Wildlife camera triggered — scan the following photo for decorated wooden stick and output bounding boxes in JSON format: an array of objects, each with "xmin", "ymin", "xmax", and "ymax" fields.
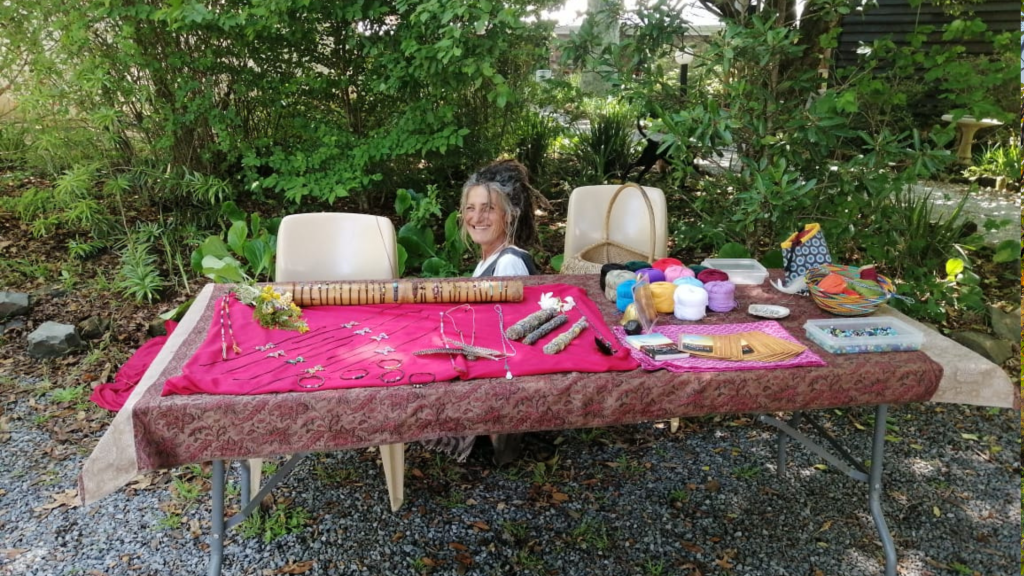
[
  {"xmin": 270, "ymin": 279, "xmax": 524, "ymax": 307},
  {"xmin": 504, "ymin": 308, "xmax": 559, "ymax": 341},
  {"xmin": 522, "ymin": 314, "xmax": 568, "ymax": 345},
  {"xmin": 543, "ymin": 317, "xmax": 589, "ymax": 355}
]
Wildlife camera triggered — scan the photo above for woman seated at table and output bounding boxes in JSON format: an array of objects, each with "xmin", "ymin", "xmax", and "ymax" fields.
[{"xmin": 422, "ymin": 159, "xmax": 542, "ymax": 464}]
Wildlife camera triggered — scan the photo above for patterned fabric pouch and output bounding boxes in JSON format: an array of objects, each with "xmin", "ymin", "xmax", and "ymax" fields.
[{"xmin": 780, "ymin": 223, "xmax": 832, "ymax": 292}]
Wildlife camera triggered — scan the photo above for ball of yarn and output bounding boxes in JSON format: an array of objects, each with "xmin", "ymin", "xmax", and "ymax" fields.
[
  {"xmin": 688, "ymin": 264, "xmax": 707, "ymax": 275},
  {"xmin": 673, "ymin": 284, "xmax": 708, "ymax": 321},
  {"xmin": 673, "ymin": 276, "xmax": 704, "ymax": 288},
  {"xmin": 704, "ymin": 280, "xmax": 737, "ymax": 313},
  {"xmin": 664, "ymin": 265, "xmax": 695, "ymax": 283},
  {"xmin": 635, "ymin": 267, "xmax": 666, "ymax": 283},
  {"xmin": 604, "ymin": 270, "xmax": 636, "ymax": 301},
  {"xmin": 651, "ymin": 257, "xmax": 683, "ymax": 272},
  {"xmin": 599, "ymin": 263, "xmax": 629, "ymax": 291},
  {"xmin": 649, "ymin": 282, "xmax": 677, "ymax": 314},
  {"xmin": 623, "ymin": 260, "xmax": 651, "ymax": 272},
  {"xmin": 697, "ymin": 268, "xmax": 729, "ymax": 283},
  {"xmin": 616, "ymin": 279, "xmax": 638, "ymax": 312}
]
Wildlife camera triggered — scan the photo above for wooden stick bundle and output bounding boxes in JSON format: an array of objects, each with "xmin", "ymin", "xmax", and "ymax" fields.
[{"xmin": 272, "ymin": 279, "xmax": 524, "ymax": 307}]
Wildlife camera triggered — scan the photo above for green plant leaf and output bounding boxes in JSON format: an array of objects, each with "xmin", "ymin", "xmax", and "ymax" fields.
[
  {"xmin": 550, "ymin": 254, "xmax": 564, "ymax": 272},
  {"xmin": 159, "ymin": 299, "xmax": 194, "ymax": 321},
  {"xmin": 396, "ymin": 244, "xmax": 408, "ymax": 277},
  {"xmin": 227, "ymin": 220, "xmax": 249, "ymax": 256},
  {"xmin": 717, "ymin": 242, "xmax": 750, "ymax": 258},
  {"xmin": 991, "ymin": 239, "xmax": 1017, "ymax": 263},
  {"xmin": 200, "ymin": 255, "xmax": 247, "ymax": 283},
  {"xmin": 944, "ymin": 258, "xmax": 964, "ymax": 279},
  {"xmin": 421, "ymin": 257, "xmax": 451, "ymax": 277},
  {"xmin": 760, "ymin": 249, "xmax": 784, "ymax": 269},
  {"xmin": 220, "ymin": 201, "xmax": 245, "ymax": 225},
  {"xmin": 395, "ymin": 189, "xmax": 414, "ymax": 218},
  {"xmin": 243, "ymin": 238, "xmax": 274, "ymax": 279}
]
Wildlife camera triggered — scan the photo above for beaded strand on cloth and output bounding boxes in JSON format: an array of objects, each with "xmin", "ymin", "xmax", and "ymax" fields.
[
  {"xmin": 543, "ymin": 317, "xmax": 589, "ymax": 354},
  {"xmin": 705, "ymin": 280, "xmax": 737, "ymax": 313},
  {"xmin": 673, "ymin": 284, "xmax": 708, "ymax": 321}
]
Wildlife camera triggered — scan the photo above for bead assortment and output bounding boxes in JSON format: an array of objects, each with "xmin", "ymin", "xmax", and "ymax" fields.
[{"xmin": 823, "ymin": 326, "xmax": 897, "ymax": 338}]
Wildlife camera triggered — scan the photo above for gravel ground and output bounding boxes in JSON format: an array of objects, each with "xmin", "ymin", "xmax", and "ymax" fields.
[
  {"xmin": 908, "ymin": 181, "xmax": 1020, "ymax": 245},
  {"xmin": 0, "ymin": 376, "xmax": 1018, "ymax": 576}
]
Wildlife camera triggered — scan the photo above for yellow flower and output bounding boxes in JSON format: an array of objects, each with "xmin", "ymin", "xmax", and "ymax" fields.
[{"xmin": 298, "ymin": 324, "xmax": 309, "ymax": 333}]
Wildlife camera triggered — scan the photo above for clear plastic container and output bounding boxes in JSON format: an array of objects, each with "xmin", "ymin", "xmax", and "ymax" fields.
[
  {"xmin": 803, "ymin": 317, "xmax": 924, "ymax": 354},
  {"xmin": 700, "ymin": 258, "xmax": 769, "ymax": 285}
]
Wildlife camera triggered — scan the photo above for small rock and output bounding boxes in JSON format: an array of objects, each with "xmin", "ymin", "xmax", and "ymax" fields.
[
  {"xmin": 0, "ymin": 291, "xmax": 31, "ymax": 319},
  {"xmin": 26, "ymin": 321, "xmax": 84, "ymax": 359},
  {"xmin": 0, "ymin": 318, "xmax": 26, "ymax": 336},
  {"xmin": 948, "ymin": 331, "xmax": 1014, "ymax": 366},
  {"xmin": 987, "ymin": 305, "xmax": 1019, "ymax": 343},
  {"xmin": 77, "ymin": 316, "xmax": 111, "ymax": 340}
]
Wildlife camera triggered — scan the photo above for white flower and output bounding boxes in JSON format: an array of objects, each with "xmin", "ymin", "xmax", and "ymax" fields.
[{"xmin": 538, "ymin": 292, "xmax": 576, "ymax": 313}]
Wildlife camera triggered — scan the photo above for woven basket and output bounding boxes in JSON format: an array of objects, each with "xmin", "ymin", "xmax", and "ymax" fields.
[
  {"xmin": 561, "ymin": 182, "xmax": 657, "ymax": 275},
  {"xmin": 806, "ymin": 264, "xmax": 896, "ymax": 317}
]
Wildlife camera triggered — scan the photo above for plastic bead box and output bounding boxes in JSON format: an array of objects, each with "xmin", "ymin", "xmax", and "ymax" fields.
[{"xmin": 803, "ymin": 317, "xmax": 924, "ymax": 354}]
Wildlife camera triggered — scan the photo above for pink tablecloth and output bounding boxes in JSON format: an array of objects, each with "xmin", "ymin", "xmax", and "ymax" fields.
[{"xmin": 79, "ymin": 273, "xmax": 943, "ymax": 506}]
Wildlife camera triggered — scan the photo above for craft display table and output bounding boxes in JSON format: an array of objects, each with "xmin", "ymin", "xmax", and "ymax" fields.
[{"xmin": 80, "ymin": 272, "xmax": 1013, "ymax": 576}]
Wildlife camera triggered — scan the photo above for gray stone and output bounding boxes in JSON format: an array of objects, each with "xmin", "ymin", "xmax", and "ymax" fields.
[
  {"xmin": 26, "ymin": 321, "xmax": 83, "ymax": 359},
  {"xmin": 77, "ymin": 316, "xmax": 110, "ymax": 340},
  {"xmin": 988, "ymin": 305, "xmax": 1020, "ymax": 343},
  {"xmin": 948, "ymin": 331, "xmax": 1014, "ymax": 366},
  {"xmin": 0, "ymin": 319, "xmax": 26, "ymax": 336},
  {"xmin": 0, "ymin": 292, "xmax": 31, "ymax": 319}
]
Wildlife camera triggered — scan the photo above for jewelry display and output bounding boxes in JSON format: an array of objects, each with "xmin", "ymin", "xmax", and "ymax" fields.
[
  {"xmin": 376, "ymin": 358, "xmax": 403, "ymax": 371},
  {"xmin": 494, "ymin": 305, "xmax": 517, "ymax": 380},
  {"xmin": 373, "ymin": 346, "xmax": 396, "ymax": 355},
  {"xmin": 267, "ymin": 350, "xmax": 286, "ymax": 358},
  {"xmin": 286, "ymin": 356, "xmax": 306, "ymax": 365},
  {"xmin": 272, "ymin": 279, "xmax": 524, "ymax": 306},
  {"xmin": 370, "ymin": 333, "xmax": 389, "ymax": 342},
  {"xmin": 339, "ymin": 368, "xmax": 369, "ymax": 380},
  {"xmin": 297, "ymin": 374, "xmax": 326, "ymax": 388},
  {"xmin": 504, "ymin": 308, "xmax": 559, "ymax": 341},
  {"xmin": 379, "ymin": 369, "xmax": 405, "ymax": 384},
  {"xmin": 255, "ymin": 343, "xmax": 276, "ymax": 352},
  {"xmin": 302, "ymin": 364, "xmax": 325, "ymax": 375},
  {"xmin": 409, "ymin": 372, "xmax": 436, "ymax": 388},
  {"xmin": 355, "ymin": 328, "xmax": 371, "ymax": 335},
  {"xmin": 342, "ymin": 321, "xmax": 359, "ymax": 328},
  {"xmin": 543, "ymin": 317, "xmax": 589, "ymax": 355},
  {"xmin": 522, "ymin": 314, "xmax": 569, "ymax": 345},
  {"xmin": 218, "ymin": 295, "xmax": 242, "ymax": 360}
]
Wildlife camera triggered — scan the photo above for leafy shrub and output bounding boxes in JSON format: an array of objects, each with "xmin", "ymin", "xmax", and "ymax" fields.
[
  {"xmin": 395, "ymin": 187, "xmax": 467, "ymax": 278},
  {"xmin": 568, "ymin": 98, "xmax": 640, "ymax": 183},
  {"xmin": 190, "ymin": 202, "xmax": 279, "ymax": 283}
]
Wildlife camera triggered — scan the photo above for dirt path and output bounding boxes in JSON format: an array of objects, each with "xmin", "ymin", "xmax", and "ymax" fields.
[{"xmin": 910, "ymin": 181, "xmax": 1020, "ymax": 245}]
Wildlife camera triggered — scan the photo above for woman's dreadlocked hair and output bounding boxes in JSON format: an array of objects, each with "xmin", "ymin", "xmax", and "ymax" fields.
[{"xmin": 460, "ymin": 159, "xmax": 539, "ymax": 248}]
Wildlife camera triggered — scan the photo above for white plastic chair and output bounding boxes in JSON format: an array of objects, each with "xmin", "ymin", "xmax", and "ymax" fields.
[
  {"xmin": 246, "ymin": 212, "xmax": 406, "ymax": 512},
  {"xmin": 563, "ymin": 184, "xmax": 669, "ymax": 264}
]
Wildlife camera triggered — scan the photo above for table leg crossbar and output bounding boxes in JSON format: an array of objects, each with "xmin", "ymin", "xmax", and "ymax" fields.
[
  {"xmin": 758, "ymin": 404, "xmax": 895, "ymax": 576},
  {"xmin": 208, "ymin": 453, "xmax": 309, "ymax": 576}
]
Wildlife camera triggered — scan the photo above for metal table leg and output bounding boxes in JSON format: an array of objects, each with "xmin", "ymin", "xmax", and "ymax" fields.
[
  {"xmin": 208, "ymin": 459, "xmax": 226, "ymax": 576},
  {"xmin": 760, "ymin": 405, "xmax": 895, "ymax": 576}
]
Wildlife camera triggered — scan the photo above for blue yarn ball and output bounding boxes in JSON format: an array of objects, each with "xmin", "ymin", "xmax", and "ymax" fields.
[
  {"xmin": 673, "ymin": 276, "xmax": 704, "ymax": 288},
  {"xmin": 616, "ymin": 279, "xmax": 638, "ymax": 312}
]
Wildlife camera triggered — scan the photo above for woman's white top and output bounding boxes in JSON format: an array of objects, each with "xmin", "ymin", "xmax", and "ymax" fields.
[{"xmin": 473, "ymin": 246, "xmax": 530, "ymax": 277}]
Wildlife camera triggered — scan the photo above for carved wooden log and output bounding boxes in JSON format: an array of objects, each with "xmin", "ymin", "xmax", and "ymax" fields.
[{"xmin": 270, "ymin": 279, "xmax": 524, "ymax": 307}]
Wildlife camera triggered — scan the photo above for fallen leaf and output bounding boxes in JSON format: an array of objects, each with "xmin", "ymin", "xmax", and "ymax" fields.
[
  {"xmin": 468, "ymin": 521, "xmax": 490, "ymax": 531},
  {"xmin": 391, "ymin": 532, "xmax": 405, "ymax": 543},
  {"xmin": 410, "ymin": 468, "xmax": 424, "ymax": 478},
  {"xmin": 275, "ymin": 560, "xmax": 314, "ymax": 574},
  {"xmin": 551, "ymin": 492, "xmax": 570, "ymax": 502},
  {"xmin": 932, "ymin": 506, "xmax": 941, "ymax": 517},
  {"xmin": 34, "ymin": 488, "xmax": 80, "ymax": 512},
  {"xmin": 2, "ymin": 549, "xmax": 28, "ymax": 560},
  {"xmin": 448, "ymin": 542, "xmax": 468, "ymax": 551},
  {"xmin": 960, "ymin": 433, "xmax": 979, "ymax": 441},
  {"xmin": 454, "ymin": 553, "xmax": 473, "ymax": 566},
  {"xmin": 0, "ymin": 416, "xmax": 9, "ymax": 443},
  {"xmin": 704, "ymin": 480, "xmax": 720, "ymax": 492},
  {"xmin": 420, "ymin": 557, "xmax": 437, "ymax": 567},
  {"xmin": 714, "ymin": 557, "xmax": 734, "ymax": 569},
  {"xmin": 681, "ymin": 541, "xmax": 704, "ymax": 554},
  {"xmin": 817, "ymin": 520, "xmax": 832, "ymax": 532}
]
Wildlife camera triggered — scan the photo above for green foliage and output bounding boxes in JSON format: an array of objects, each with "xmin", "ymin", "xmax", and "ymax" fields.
[
  {"xmin": 117, "ymin": 241, "xmax": 165, "ymax": 304},
  {"xmin": 567, "ymin": 98, "xmax": 640, "ymax": 183},
  {"xmin": 190, "ymin": 202, "xmax": 278, "ymax": 283},
  {"xmin": 239, "ymin": 505, "xmax": 310, "ymax": 544},
  {"xmin": 395, "ymin": 187, "xmax": 467, "ymax": 278},
  {"xmin": 964, "ymin": 138, "xmax": 1021, "ymax": 182}
]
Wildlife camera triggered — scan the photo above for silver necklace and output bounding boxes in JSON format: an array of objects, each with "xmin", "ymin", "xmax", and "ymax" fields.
[{"xmin": 494, "ymin": 305, "xmax": 516, "ymax": 380}]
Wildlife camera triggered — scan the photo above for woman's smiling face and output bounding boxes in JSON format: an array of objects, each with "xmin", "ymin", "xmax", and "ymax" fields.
[{"xmin": 463, "ymin": 185, "xmax": 508, "ymax": 256}]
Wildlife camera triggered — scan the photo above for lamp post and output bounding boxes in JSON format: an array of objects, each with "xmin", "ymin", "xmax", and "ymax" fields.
[{"xmin": 675, "ymin": 49, "xmax": 693, "ymax": 98}]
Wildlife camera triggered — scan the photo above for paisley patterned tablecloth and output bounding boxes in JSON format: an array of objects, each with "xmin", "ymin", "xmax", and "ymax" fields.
[{"xmin": 79, "ymin": 273, "xmax": 944, "ymax": 505}]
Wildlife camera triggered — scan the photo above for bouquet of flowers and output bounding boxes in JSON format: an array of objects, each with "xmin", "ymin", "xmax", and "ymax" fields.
[{"xmin": 234, "ymin": 284, "xmax": 309, "ymax": 333}]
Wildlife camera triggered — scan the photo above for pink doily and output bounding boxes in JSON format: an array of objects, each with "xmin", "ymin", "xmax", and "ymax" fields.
[{"xmin": 613, "ymin": 320, "xmax": 826, "ymax": 373}]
